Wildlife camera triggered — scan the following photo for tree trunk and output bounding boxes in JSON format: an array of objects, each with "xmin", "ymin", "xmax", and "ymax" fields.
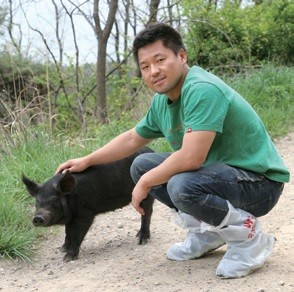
[
  {"xmin": 93, "ymin": 0, "xmax": 118, "ymax": 124},
  {"xmin": 147, "ymin": 0, "xmax": 161, "ymax": 25}
]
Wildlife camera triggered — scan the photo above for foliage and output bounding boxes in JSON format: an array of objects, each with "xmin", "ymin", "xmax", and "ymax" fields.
[
  {"xmin": 0, "ymin": 194, "xmax": 36, "ymax": 262},
  {"xmin": 0, "ymin": 52, "xmax": 48, "ymax": 105},
  {"xmin": 224, "ymin": 65, "xmax": 294, "ymax": 137},
  {"xmin": 182, "ymin": 0, "xmax": 293, "ymax": 71},
  {"xmin": 106, "ymin": 64, "xmax": 152, "ymax": 121},
  {"xmin": 0, "ymin": 52, "xmax": 147, "ymax": 132}
]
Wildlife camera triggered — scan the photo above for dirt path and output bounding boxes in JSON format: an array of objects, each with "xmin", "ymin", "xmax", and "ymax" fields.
[{"xmin": 1, "ymin": 133, "xmax": 293, "ymax": 292}]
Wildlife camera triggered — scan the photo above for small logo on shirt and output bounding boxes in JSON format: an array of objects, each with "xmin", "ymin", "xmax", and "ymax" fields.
[{"xmin": 167, "ymin": 124, "xmax": 182, "ymax": 134}]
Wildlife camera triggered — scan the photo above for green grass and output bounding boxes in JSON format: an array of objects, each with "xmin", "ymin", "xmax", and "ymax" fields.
[
  {"xmin": 225, "ymin": 65, "xmax": 294, "ymax": 137},
  {"xmin": 0, "ymin": 196, "xmax": 35, "ymax": 262},
  {"xmin": 0, "ymin": 65, "xmax": 293, "ymax": 262}
]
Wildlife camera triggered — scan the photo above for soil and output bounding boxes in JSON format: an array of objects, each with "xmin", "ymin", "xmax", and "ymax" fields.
[{"xmin": 0, "ymin": 133, "xmax": 293, "ymax": 292}]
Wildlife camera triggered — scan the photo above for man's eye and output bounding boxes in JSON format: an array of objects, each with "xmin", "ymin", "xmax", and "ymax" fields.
[{"xmin": 141, "ymin": 65, "xmax": 149, "ymax": 71}]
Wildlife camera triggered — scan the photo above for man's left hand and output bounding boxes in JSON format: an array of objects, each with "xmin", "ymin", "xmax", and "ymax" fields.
[{"xmin": 132, "ymin": 181, "xmax": 151, "ymax": 215}]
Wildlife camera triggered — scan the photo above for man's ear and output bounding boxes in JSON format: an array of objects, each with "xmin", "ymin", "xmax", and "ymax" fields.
[
  {"xmin": 53, "ymin": 170, "xmax": 75, "ymax": 195},
  {"xmin": 22, "ymin": 175, "xmax": 41, "ymax": 197},
  {"xmin": 179, "ymin": 48, "xmax": 187, "ymax": 63}
]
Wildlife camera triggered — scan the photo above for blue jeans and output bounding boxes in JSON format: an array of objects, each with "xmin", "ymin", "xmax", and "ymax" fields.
[{"xmin": 130, "ymin": 152, "xmax": 284, "ymax": 226}]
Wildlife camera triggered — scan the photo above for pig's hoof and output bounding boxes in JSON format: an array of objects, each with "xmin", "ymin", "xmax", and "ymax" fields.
[
  {"xmin": 136, "ymin": 230, "xmax": 150, "ymax": 245},
  {"xmin": 60, "ymin": 244, "xmax": 68, "ymax": 253},
  {"xmin": 63, "ymin": 252, "xmax": 79, "ymax": 262},
  {"xmin": 139, "ymin": 237, "xmax": 149, "ymax": 245}
]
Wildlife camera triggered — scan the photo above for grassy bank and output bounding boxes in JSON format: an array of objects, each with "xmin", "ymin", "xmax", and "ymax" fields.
[
  {"xmin": 225, "ymin": 65, "xmax": 293, "ymax": 137},
  {"xmin": 0, "ymin": 65, "xmax": 293, "ymax": 262}
]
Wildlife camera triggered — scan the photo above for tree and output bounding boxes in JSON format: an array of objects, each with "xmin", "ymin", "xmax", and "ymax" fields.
[
  {"xmin": 147, "ymin": 0, "xmax": 161, "ymax": 24},
  {"xmin": 7, "ymin": 0, "xmax": 22, "ymax": 54},
  {"xmin": 181, "ymin": 0, "xmax": 293, "ymax": 71},
  {"xmin": 93, "ymin": 0, "xmax": 118, "ymax": 123}
]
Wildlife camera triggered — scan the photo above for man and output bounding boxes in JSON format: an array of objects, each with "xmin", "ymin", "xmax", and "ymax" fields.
[{"xmin": 56, "ymin": 22, "xmax": 289, "ymax": 278}]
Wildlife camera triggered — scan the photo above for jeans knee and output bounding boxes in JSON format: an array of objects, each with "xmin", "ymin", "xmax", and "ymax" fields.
[
  {"xmin": 130, "ymin": 154, "xmax": 147, "ymax": 183},
  {"xmin": 130, "ymin": 152, "xmax": 168, "ymax": 183},
  {"xmin": 167, "ymin": 174, "xmax": 205, "ymax": 211},
  {"xmin": 167, "ymin": 175, "xmax": 187, "ymax": 206}
]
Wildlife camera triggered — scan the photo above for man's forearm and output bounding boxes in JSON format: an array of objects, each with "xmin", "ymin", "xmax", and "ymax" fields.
[
  {"xmin": 84, "ymin": 129, "xmax": 149, "ymax": 166},
  {"xmin": 138, "ymin": 150, "xmax": 199, "ymax": 189}
]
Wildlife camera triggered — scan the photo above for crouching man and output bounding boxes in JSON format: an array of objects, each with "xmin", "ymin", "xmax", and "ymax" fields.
[{"xmin": 56, "ymin": 22, "xmax": 290, "ymax": 278}]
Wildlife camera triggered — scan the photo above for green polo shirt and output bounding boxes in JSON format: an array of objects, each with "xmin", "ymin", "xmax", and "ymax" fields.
[{"xmin": 135, "ymin": 66, "xmax": 290, "ymax": 183}]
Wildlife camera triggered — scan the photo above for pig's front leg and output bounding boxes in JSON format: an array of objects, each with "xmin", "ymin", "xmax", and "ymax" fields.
[
  {"xmin": 137, "ymin": 195, "xmax": 155, "ymax": 244},
  {"xmin": 62, "ymin": 214, "xmax": 95, "ymax": 261}
]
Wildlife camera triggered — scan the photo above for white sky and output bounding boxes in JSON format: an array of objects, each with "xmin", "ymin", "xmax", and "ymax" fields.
[{"xmin": 0, "ymin": 0, "xmax": 122, "ymax": 64}]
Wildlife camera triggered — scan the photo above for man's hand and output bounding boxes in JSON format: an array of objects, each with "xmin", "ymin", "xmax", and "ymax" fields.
[
  {"xmin": 132, "ymin": 180, "xmax": 151, "ymax": 216},
  {"xmin": 55, "ymin": 157, "xmax": 89, "ymax": 174}
]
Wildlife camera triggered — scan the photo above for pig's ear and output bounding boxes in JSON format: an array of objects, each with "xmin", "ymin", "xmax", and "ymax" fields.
[
  {"xmin": 22, "ymin": 175, "xmax": 41, "ymax": 197},
  {"xmin": 54, "ymin": 171, "xmax": 75, "ymax": 195}
]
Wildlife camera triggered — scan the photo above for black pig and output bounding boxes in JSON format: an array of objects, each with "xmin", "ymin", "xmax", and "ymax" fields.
[{"xmin": 22, "ymin": 147, "xmax": 155, "ymax": 261}]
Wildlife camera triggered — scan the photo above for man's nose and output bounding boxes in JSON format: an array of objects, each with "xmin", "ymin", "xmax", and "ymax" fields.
[{"xmin": 150, "ymin": 63, "xmax": 160, "ymax": 75}]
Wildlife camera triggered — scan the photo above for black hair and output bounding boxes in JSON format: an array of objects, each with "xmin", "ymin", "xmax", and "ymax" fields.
[{"xmin": 132, "ymin": 22, "xmax": 186, "ymax": 66}]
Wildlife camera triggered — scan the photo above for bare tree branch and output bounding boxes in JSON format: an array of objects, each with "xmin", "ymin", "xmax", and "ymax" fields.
[
  {"xmin": 7, "ymin": 0, "xmax": 22, "ymax": 54},
  {"xmin": 52, "ymin": 0, "xmax": 64, "ymax": 64},
  {"xmin": 60, "ymin": 0, "xmax": 87, "ymax": 132},
  {"xmin": 19, "ymin": 1, "xmax": 71, "ymax": 109}
]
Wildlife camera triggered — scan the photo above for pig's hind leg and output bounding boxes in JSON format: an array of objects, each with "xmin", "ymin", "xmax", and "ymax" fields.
[{"xmin": 137, "ymin": 195, "xmax": 155, "ymax": 244}]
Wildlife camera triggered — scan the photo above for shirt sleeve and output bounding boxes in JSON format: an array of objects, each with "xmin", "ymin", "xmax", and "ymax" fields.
[
  {"xmin": 182, "ymin": 83, "xmax": 230, "ymax": 134},
  {"xmin": 135, "ymin": 102, "xmax": 165, "ymax": 139}
]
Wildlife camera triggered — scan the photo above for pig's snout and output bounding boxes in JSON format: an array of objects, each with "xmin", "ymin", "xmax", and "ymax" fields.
[
  {"xmin": 32, "ymin": 209, "xmax": 51, "ymax": 226},
  {"xmin": 33, "ymin": 215, "xmax": 46, "ymax": 226}
]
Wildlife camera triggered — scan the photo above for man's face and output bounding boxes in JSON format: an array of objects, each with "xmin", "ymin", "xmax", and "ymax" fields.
[{"xmin": 138, "ymin": 40, "xmax": 188, "ymax": 101}]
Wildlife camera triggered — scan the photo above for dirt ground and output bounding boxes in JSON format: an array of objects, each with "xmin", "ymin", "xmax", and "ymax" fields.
[{"xmin": 0, "ymin": 133, "xmax": 293, "ymax": 292}]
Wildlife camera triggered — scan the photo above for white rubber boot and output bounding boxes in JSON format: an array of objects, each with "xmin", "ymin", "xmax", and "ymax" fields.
[
  {"xmin": 166, "ymin": 210, "xmax": 225, "ymax": 261},
  {"xmin": 201, "ymin": 201, "xmax": 275, "ymax": 278}
]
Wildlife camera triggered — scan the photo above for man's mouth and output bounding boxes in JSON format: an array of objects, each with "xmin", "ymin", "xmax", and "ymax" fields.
[{"xmin": 153, "ymin": 77, "xmax": 165, "ymax": 85}]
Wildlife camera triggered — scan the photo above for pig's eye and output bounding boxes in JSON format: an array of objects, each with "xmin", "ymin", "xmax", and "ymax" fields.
[
  {"xmin": 48, "ymin": 196, "xmax": 61, "ymax": 207},
  {"xmin": 35, "ymin": 195, "xmax": 60, "ymax": 208}
]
